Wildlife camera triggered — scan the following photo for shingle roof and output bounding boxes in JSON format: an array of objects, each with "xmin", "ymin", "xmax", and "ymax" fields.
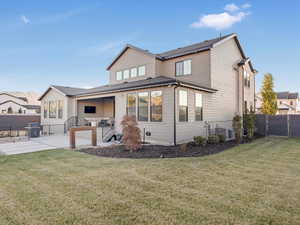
[
  {"xmin": 156, "ymin": 34, "xmax": 233, "ymax": 60},
  {"xmin": 0, "ymin": 92, "xmax": 28, "ymax": 103},
  {"xmin": 40, "ymin": 76, "xmax": 217, "ymax": 99},
  {"xmin": 276, "ymin": 92, "xmax": 299, "ymax": 99},
  {"xmin": 107, "ymin": 33, "xmax": 237, "ymax": 70},
  {"xmin": 52, "ymin": 85, "xmax": 87, "ymax": 96},
  {"xmin": 23, "ymin": 105, "xmax": 41, "ymax": 110}
]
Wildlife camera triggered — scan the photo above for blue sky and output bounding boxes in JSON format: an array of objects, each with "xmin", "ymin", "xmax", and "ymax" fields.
[{"xmin": 1, "ymin": 0, "xmax": 299, "ymax": 94}]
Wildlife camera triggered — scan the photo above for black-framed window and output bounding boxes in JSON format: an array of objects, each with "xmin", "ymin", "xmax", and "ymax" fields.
[
  {"xmin": 84, "ymin": 106, "xmax": 96, "ymax": 114},
  {"xmin": 127, "ymin": 93, "xmax": 136, "ymax": 116},
  {"xmin": 179, "ymin": 90, "xmax": 188, "ymax": 122},
  {"xmin": 195, "ymin": 93, "xmax": 203, "ymax": 121},
  {"xmin": 151, "ymin": 91, "xmax": 162, "ymax": 122},
  {"xmin": 138, "ymin": 92, "xmax": 149, "ymax": 121},
  {"xmin": 176, "ymin": 59, "xmax": 191, "ymax": 76}
]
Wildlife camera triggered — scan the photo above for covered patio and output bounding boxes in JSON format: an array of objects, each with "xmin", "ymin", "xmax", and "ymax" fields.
[{"xmin": 76, "ymin": 96, "xmax": 115, "ymax": 127}]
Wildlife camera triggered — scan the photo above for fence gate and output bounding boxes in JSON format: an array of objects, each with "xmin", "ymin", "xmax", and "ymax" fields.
[
  {"xmin": 268, "ymin": 115, "xmax": 288, "ymax": 136},
  {"xmin": 255, "ymin": 114, "xmax": 266, "ymax": 136}
]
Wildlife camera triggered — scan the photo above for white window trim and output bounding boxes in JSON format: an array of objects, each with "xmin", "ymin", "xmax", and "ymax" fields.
[{"xmin": 175, "ymin": 59, "xmax": 192, "ymax": 76}]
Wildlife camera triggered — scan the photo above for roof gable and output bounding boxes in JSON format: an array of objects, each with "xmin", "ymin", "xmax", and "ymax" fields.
[
  {"xmin": 38, "ymin": 85, "xmax": 86, "ymax": 101},
  {"xmin": 106, "ymin": 33, "xmax": 256, "ymax": 72},
  {"xmin": 106, "ymin": 44, "xmax": 157, "ymax": 70},
  {"xmin": 0, "ymin": 92, "xmax": 28, "ymax": 103},
  {"xmin": 0, "ymin": 100, "xmax": 27, "ymax": 108}
]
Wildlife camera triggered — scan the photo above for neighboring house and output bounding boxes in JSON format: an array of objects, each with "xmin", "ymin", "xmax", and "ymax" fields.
[
  {"xmin": 39, "ymin": 33, "xmax": 256, "ymax": 145},
  {"xmin": 0, "ymin": 92, "xmax": 40, "ymax": 115},
  {"xmin": 256, "ymin": 92, "xmax": 300, "ymax": 114}
]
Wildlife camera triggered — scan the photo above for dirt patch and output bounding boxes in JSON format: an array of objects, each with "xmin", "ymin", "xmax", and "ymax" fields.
[{"xmin": 80, "ymin": 141, "xmax": 238, "ymax": 159}]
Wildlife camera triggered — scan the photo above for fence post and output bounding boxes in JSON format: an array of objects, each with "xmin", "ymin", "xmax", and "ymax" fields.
[
  {"xmin": 265, "ymin": 115, "xmax": 269, "ymax": 136},
  {"xmin": 287, "ymin": 114, "xmax": 290, "ymax": 137}
]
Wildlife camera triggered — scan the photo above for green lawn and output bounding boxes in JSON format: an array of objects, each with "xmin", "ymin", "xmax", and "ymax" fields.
[{"xmin": 0, "ymin": 137, "xmax": 300, "ymax": 225}]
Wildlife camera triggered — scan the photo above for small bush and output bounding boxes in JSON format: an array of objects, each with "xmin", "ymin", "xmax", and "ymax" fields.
[
  {"xmin": 193, "ymin": 136, "xmax": 207, "ymax": 146},
  {"xmin": 232, "ymin": 114, "xmax": 242, "ymax": 143},
  {"xmin": 121, "ymin": 115, "xmax": 141, "ymax": 151},
  {"xmin": 218, "ymin": 134, "xmax": 226, "ymax": 143},
  {"xmin": 208, "ymin": 135, "xmax": 220, "ymax": 144}
]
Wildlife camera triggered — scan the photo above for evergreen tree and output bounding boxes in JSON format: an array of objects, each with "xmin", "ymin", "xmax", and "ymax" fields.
[{"xmin": 261, "ymin": 73, "xmax": 277, "ymax": 115}]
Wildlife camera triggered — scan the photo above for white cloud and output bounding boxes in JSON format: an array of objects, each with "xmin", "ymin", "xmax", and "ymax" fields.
[
  {"xmin": 20, "ymin": 15, "xmax": 30, "ymax": 24},
  {"xmin": 190, "ymin": 12, "xmax": 248, "ymax": 30},
  {"xmin": 242, "ymin": 3, "xmax": 252, "ymax": 9},
  {"xmin": 224, "ymin": 3, "xmax": 240, "ymax": 12}
]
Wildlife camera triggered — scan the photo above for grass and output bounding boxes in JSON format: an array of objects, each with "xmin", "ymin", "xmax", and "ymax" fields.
[{"xmin": 0, "ymin": 137, "xmax": 300, "ymax": 225}]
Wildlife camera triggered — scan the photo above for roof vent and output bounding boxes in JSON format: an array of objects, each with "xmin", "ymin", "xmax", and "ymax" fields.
[
  {"xmin": 123, "ymin": 81, "xmax": 128, "ymax": 84},
  {"xmin": 146, "ymin": 77, "xmax": 153, "ymax": 80}
]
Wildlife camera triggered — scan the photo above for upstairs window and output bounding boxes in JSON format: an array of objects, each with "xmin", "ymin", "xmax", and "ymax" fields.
[
  {"xmin": 116, "ymin": 71, "xmax": 122, "ymax": 81},
  {"xmin": 195, "ymin": 93, "xmax": 203, "ymax": 121},
  {"xmin": 150, "ymin": 91, "xmax": 162, "ymax": 122},
  {"xmin": 244, "ymin": 101, "xmax": 248, "ymax": 113},
  {"xmin": 176, "ymin": 59, "xmax": 191, "ymax": 76},
  {"xmin": 127, "ymin": 93, "xmax": 136, "ymax": 117},
  {"xmin": 123, "ymin": 69, "xmax": 130, "ymax": 80},
  {"xmin": 138, "ymin": 65, "xmax": 146, "ymax": 76},
  {"xmin": 138, "ymin": 92, "xmax": 149, "ymax": 121},
  {"xmin": 179, "ymin": 90, "xmax": 188, "ymax": 122},
  {"xmin": 130, "ymin": 68, "xmax": 137, "ymax": 78},
  {"xmin": 244, "ymin": 70, "xmax": 250, "ymax": 87}
]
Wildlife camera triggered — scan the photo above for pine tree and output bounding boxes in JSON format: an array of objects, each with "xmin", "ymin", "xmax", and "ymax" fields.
[{"xmin": 261, "ymin": 73, "xmax": 277, "ymax": 115}]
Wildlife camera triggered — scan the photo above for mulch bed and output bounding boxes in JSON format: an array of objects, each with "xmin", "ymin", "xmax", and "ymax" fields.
[{"xmin": 80, "ymin": 141, "xmax": 239, "ymax": 159}]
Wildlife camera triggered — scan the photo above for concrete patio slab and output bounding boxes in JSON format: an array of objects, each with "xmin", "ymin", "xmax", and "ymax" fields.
[{"xmin": 0, "ymin": 130, "xmax": 107, "ymax": 155}]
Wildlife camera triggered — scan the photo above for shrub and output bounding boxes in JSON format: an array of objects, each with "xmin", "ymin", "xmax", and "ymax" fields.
[
  {"xmin": 193, "ymin": 136, "xmax": 207, "ymax": 146},
  {"xmin": 121, "ymin": 115, "xmax": 141, "ymax": 151},
  {"xmin": 243, "ymin": 110, "xmax": 256, "ymax": 140},
  {"xmin": 218, "ymin": 134, "xmax": 226, "ymax": 143},
  {"xmin": 208, "ymin": 135, "xmax": 220, "ymax": 144},
  {"xmin": 232, "ymin": 114, "xmax": 242, "ymax": 143}
]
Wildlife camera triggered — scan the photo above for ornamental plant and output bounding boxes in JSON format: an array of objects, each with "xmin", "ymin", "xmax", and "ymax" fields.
[
  {"xmin": 232, "ymin": 114, "xmax": 242, "ymax": 143},
  {"xmin": 243, "ymin": 109, "xmax": 256, "ymax": 140},
  {"xmin": 121, "ymin": 115, "xmax": 141, "ymax": 151}
]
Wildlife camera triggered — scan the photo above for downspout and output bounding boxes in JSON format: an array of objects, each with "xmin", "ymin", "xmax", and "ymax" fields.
[{"xmin": 173, "ymin": 84, "xmax": 179, "ymax": 146}]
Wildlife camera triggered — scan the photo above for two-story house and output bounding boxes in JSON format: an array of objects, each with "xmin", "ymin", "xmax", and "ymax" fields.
[
  {"xmin": 256, "ymin": 92, "xmax": 299, "ymax": 114},
  {"xmin": 39, "ymin": 33, "xmax": 256, "ymax": 145},
  {"xmin": 0, "ymin": 92, "xmax": 40, "ymax": 115}
]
